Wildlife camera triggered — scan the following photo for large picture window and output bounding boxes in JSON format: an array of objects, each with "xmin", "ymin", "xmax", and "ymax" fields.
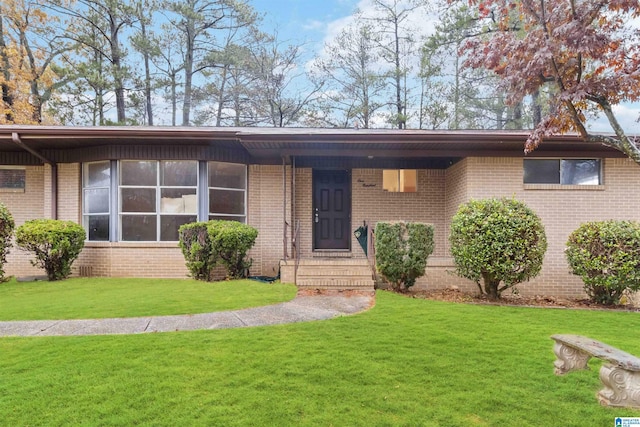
[
  {"xmin": 119, "ymin": 160, "xmax": 197, "ymax": 241},
  {"xmin": 83, "ymin": 161, "xmax": 110, "ymax": 241},
  {"xmin": 83, "ymin": 160, "xmax": 246, "ymax": 241},
  {"xmin": 524, "ymin": 159, "xmax": 602, "ymax": 185},
  {"xmin": 208, "ymin": 161, "xmax": 246, "ymax": 222}
]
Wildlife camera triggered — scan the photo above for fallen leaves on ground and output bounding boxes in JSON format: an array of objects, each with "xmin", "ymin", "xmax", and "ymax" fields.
[{"xmin": 404, "ymin": 288, "xmax": 640, "ymax": 312}]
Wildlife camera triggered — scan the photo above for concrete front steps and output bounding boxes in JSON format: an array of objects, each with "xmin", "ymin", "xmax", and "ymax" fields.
[{"xmin": 280, "ymin": 258, "xmax": 375, "ymax": 292}]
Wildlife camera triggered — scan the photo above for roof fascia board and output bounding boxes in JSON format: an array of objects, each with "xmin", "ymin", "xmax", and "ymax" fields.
[{"xmin": 11, "ymin": 132, "xmax": 53, "ymax": 165}]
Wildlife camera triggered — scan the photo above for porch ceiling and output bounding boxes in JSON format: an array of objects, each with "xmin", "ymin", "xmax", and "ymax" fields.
[{"xmin": 235, "ymin": 128, "xmax": 626, "ymax": 159}]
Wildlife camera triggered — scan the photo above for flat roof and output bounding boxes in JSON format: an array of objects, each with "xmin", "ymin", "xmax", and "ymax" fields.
[{"xmin": 0, "ymin": 125, "xmax": 627, "ymax": 164}]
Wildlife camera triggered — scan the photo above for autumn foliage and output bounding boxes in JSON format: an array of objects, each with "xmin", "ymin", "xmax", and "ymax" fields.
[
  {"xmin": 461, "ymin": 0, "xmax": 640, "ymax": 163},
  {"xmin": 0, "ymin": 0, "xmax": 61, "ymax": 124}
]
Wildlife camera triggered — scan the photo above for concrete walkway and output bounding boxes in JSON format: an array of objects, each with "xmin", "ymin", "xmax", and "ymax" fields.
[{"xmin": 0, "ymin": 295, "xmax": 374, "ymax": 337}]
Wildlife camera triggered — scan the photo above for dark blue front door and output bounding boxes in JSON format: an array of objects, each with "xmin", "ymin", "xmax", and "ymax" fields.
[{"xmin": 313, "ymin": 169, "xmax": 351, "ymax": 250}]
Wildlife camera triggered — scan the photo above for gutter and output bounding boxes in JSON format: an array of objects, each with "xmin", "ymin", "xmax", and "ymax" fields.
[{"xmin": 11, "ymin": 132, "xmax": 57, "ymax": 219}]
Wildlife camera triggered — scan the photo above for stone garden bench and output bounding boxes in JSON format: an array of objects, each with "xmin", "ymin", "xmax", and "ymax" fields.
[{"xmin": 551, "ymin": 334, "xmax": 640, "ymax": 408}]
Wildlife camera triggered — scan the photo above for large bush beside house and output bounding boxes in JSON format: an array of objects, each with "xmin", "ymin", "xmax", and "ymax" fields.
[
  {"xmin": 566, "ymin": 220, "xmax": 640, "ymax": 305},
  {"xmin": 179, "ymin": 220, "xmax": 258, "ymax": 281},
  {"xmin": 179, "ymin": 222, "xmax": 215, "ymax": 281},
  {"xmin": 375, "ymin": 221, "xmax": 434, "ymax": 292},
  {"xmin": 449, "ymin": 198, "xmax": 547, "ymax": 300},
  {"xmin": 208, "ymin": 221, "xmax": 258, "ymax": 279},
  {"xmin": 15, "ymin": 219, "xmax": 86, "ymax": 281},
  {"xmin": 0, "ymin": 203, "xmax": 14, "ymax": 282}
]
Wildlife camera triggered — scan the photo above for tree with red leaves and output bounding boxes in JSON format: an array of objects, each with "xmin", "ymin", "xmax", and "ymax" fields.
[{"xmin": 460, "ymin": 0, "xmax": 640, "ymax": 164}]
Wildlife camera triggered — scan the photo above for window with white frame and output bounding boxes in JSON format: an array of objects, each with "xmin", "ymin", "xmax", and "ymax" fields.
[
  {"xmin": 524, "ymin": 159, "xmax": 602, "ymax": 185},
  {"xmin": 83, "ymin": 161, "xmax": 110, "ymax": 241},
  {"xmin": 383, "ymin": 169, "xmax": 417, "ymax": 192},
  {"xmin": 119, "ymin": 160, "xmax": 198, "ymax": 241},
  {"xmin": 208, "ymin": 161, "xmax": 246, "ymax": 222}
]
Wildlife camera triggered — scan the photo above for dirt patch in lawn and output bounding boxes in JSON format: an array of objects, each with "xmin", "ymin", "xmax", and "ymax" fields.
[{"xmin": 404, "ymin": 287, "xmax": 640, "ymax": 312}]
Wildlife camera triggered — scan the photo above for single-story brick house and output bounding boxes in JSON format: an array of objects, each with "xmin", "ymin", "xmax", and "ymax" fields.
[{"xmin": 0, "ymin": 125, "xmax": 637, "ymax": 297}]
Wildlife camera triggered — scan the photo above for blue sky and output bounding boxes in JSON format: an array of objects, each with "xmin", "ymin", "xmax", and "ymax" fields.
[
  {"xmin": 246, "ymin": 0, "xmax": 639, "ymax": 134},
  {"xmin": 249, "ymin": 0, "xmax": 362, "ymax": 60},
  {"xmin": 251, "ymin": 0, "xmax": 359, "ymax": 41}
]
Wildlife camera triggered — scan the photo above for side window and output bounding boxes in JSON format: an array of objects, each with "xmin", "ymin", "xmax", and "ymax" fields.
[
  {"xmin": 383, "ymin": 169, "xmax": 417, "ymax": 192},
  {"xmin": 0, "ymin": 166, "xmax": 26, "ymax": 191},
  {"xmin": 524, "ymin": 159, "xmax": 601, "ymax": 185},
  {"xmin": 208, "ymin": 161, "xmax": 246, "ymax": 222},
  {"xmin": 83, "ymin": 161, "xmax": 110, "ymax": 241}
]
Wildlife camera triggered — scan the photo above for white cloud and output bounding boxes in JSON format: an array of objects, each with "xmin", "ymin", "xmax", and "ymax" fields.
[
  {"xmin": 587, "ymin": 103, "xmax": 640, "ymax": 134},
  {"xmin": 302, "ymin": 20, "xmax": 326, "ymax": 31},
  {"xmin": 319, "ymin": 0, "xmax": 440, "ymax": 47},
  {"xmin": 310, "ymin": 0, "xmax": 441, "ymax": 71}
]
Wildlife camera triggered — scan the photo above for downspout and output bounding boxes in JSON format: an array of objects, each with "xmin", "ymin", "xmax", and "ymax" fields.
[
  {"xmin": 51, "ymin": 163, "xmax": 57, "ymax": 220},
  {"xmin": 291, "ymin": 156, "xmax": 296, "ymax": 256},
  {"xmin": 282, "ymin": 156, "xmax": 288, "ymax": 260},
  {"xmin": 12, "ymin": 132, "xmax": 57, "ymax": 219}
]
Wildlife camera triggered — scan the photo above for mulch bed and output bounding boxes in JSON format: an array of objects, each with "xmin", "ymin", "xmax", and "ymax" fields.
[{"xmin": 403, "ymin": 287, "xmax": 640, "ymax": 312}]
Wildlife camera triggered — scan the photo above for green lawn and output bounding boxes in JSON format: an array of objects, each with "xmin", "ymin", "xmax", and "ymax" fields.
[
  {"xmin": 0, "ymin": 278, "xmax": 297, "ymax": 320},
  {"xmin": 1, "ymin": 291, "xmax": 639, "ymax": 426}
]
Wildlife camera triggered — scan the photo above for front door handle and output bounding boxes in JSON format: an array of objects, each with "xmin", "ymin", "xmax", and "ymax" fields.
[{"xmin": 314, "ymin": 208, "xmax": 319, "ymax": 223}]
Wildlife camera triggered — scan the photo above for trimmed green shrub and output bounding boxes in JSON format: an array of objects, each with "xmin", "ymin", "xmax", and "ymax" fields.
[
  {"xmin": 375, "ymin": 221, "xmax": 434, "ymax": 292},
  {"xmin": 15, "ymin": 219, "xmax": 86, "ymax": 281},
  {"xmin": 208, "ymin": 220, "xmax": 258, "ymax": 279},
  {"xmin": 449, "ymin": 198, "xmax": 547, "ymax": 300},
  {"xmin": 179, "ymin": 222, "xmax": 215, "ymax": 281},
  {"xmin": 0, "ymin": 203, "xmax": 15, "ymax": 282},
  {"xmin": 566, "ymin": 220, "xmax": 640, "ymax": 305}
]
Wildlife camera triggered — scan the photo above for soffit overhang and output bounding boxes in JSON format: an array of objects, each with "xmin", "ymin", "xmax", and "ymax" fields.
[{"xmin": 0, "ymin": 125, "xmax": 627, "ymax": 165}]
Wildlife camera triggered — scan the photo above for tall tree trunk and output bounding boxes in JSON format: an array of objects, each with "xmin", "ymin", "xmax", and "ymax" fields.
[
  {"xmin": 0, "ymin": 11, "xmax": 14, "ymax": 122},
  {"xmin": 141, "ymin": 17, "xmax": 153, "ymax": 126},
  {"xmin": 18, "ymin": 26, "xmax": 42, "ymax": 123},
  {"xmin": 110, "ymin": 21, "xmax": 126, "ymax": 124},
  {"xmin": 513, "ymin": 102, "xmax": 522, "ymax": 129},
  {"xmin": 183, "ymin": 66, "xmax": 192, "ymax": 125},
  {"xmin": 181, "ymin": 18, "xmax": 195, "ymax": 126},
  {"xmin": 394, "ymin": 18, "xmax": 404, "ymax": 129},
  {"xmin": 496, "ymin": 92, "xmax": 505, "ymax": 130},
  {"xmin": 532, "ymin": 89, "xmax": 542, "ymax": 126},
  {"xmin": 171, "ymin": 72, "xmax": 177, "ymax": 126},
  {"xmin": 452, "ymin": 54, "xmax": 460, "ymax": 129},
  {"xmin": 97, "ymin": 50, "xmax": 105, "ymax": 125},
  {"xmin": 215, "ymin": 65, "xmax": 229, "ymax": 126}
]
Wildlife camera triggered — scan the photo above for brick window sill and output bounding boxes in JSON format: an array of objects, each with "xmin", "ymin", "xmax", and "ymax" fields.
[
  {"xmin": 84, "ymin": 241, "xmax": 180, "ymax": 248},
  {"xmin": 524, "ymin": 184, "xmax": 605, "ymax": 191}
]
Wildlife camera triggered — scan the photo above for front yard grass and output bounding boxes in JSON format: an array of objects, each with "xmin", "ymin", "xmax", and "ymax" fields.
[
  {"xmin": 1, "ymin": 290, "xmax": 640, "ymax": 426},
  {"xmin": 0, "ymin": 278, "xmax": 297, "ymax": 320}
]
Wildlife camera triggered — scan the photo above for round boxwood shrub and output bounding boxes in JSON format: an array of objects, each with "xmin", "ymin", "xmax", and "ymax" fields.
[
  {"xmin": 0, "ymin": 202, "xmax": 15, "ymax": 282},
  {"xmin": 207, "ymin": 220, "xmax": 258, "ymax": 279},
  {"xmin": 15, "ymin": 219, "xmax": 86, "ymax": 281},
  {"xmin": 179, "ymin": 221, "xmax": 215, "ymax": 281},
  {"xmin": 449, "ymin": 198, "xmax": 547, "ymax": 300},
  {"xmin": 375, "ymin": 221, "xmax": 435, "ymax": 292},
  {"xmin": 566, "ymin": 220, "xmax": 640, "ymax": 305}
]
